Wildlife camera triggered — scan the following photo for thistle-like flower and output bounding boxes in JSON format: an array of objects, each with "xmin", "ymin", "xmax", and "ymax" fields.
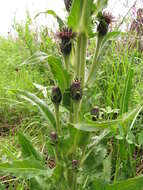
[
  {"xmin": 57, "ymin": 28, "xmax": 76, "ymax": 55},
  {"xmin": 64, "ymin": 0, "xmax": 72, "ymax": 12},
  {"xmin": 97, "ymin": 12, "xmax": 114, "ymax": 36},
  {"xmin": 51, "ymin": 86, "xmax": 62, "ymax": 106},
  {"xmin": 70, "ymin": 79, "xmax": 82, "ymax": 101}
]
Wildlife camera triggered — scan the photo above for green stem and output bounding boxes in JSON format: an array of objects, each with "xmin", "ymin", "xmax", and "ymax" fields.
[
  {"xmin": 80, "ymin": 34, "xmax": 88, "ymax": 87},
  {"xmin": 54, "ymin": 105, "xmax": 62, "ymax": 136},
  {"xmin": 64, "ymin": 54, "xmax": 70, "ymax": 71},
  {"xmin": 114, "ymin": 140, "xmax": 120, "ymax": 183},
  {"xmin": 75, "ymin": 34, "xmax": 82, "ymax": 79},
  {"xmin": 87, "ymin": 36, "xmax": 103, "ymax": 84},
  {"xmin": 75, "ymin": 33, "xmax": 87, "ymax": 84},
  {"xmin": 73, "ymin": 101, "xmax": 80, "ymax": 123}
]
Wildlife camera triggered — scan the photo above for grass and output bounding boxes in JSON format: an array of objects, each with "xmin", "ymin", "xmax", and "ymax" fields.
[{"xmin": 0, "ymin": 35, "xmax": 50, "ymax": 129}]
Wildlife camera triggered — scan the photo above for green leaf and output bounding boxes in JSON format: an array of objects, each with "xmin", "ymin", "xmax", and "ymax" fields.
[
  {"xmin": 29, "ymin": 177, "xmax": 48, "ymax": 190},
  {"xmin": 68, "ymin": 0, "xmax": 94, "ymax": 34},
  {"xmin": 35, "ymin": 10, "xmax": 65, "ymax": 29},
  {"xmin": 102, "ymin": 155, "xmax": 111, "ymax": 183},
  {"xmin": 21, "ymin": 53, "xmax": 70, "ymax": 93},
  {"xmin": 120, "ymin": 68, "xmax": 134, "ymax": 114},
  {"xmin": 92, "ymin": 179, "xmax": 107, "ymax": 190},
  {"xmin": 18, "ymin": 131, "xmax": 43, "ymax": 161},
  {"xmin": 107, "ymin": 175, "xmax": 143, "ymax": 190},
  {"xmin": 72, "ymin": 106, "xmax": 141, "ymax": 132},
  {"xmin": 92, "ymin": 175, "xmax": 143, "ymax": 190},
  {"xmin": 18, "ymin": 90, "xmax": 56, "ymax": 129},
  {"xmin": 62, "ymin": 88, "xmax": 72, "ymax": 111},
  {"xmin": 84, "ymin": 144, "xmax": 107, "ymax": 172},
  {"xmin": 0, "ymin": 184, "xmax": 5, "ymax": 190},
  {"xmin": 115, "ymin": 125, "xmax": 124, "ymax": 140},
  {"xmin": 47, "ymin": 56, "xmax": 71, "ymax": 92},
  {"xmin": 95, "ymin": 0, "xmax": 108, "ymax": 14},
  {"xmin": 0, "ymin": 158, "xmax": 52, "ymax": 178},
  {"xmin": 68, "ymin": 0, "xmax": 82, "ymax": 31},
  {"xmin": 126, "ymin": 129, "xmax": 135, "ymax": 144}
]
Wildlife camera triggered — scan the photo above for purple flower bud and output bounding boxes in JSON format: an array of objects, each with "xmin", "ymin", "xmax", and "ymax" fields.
[
  {"xmin": 97, "ymin": 12, "xmax": 114, "ymax": 36},
  {"xmin": 70, "ymin": 80, "xmax": 82, "ymax": 101},
  {"xmin": 57, "ymin": 28, "xmax": 76, "ymax": 55},
  {"xmin": 72, "ymin": 159, "xmax": 78, "ymax": 168},
  {"xmin": 51, "ymin": 86, "xmax": 62, "ymax": 105}
]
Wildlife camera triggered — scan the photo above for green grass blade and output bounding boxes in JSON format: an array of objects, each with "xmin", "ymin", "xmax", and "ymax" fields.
[{"xmin": 120, "ymin": 68, "xmax": 134, "ymax": 114}]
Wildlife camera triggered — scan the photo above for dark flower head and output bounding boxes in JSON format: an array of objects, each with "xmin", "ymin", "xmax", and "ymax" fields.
[
  {"xmin": 72, "ymin": 159, "xmax": 78, "ymax": 169},
  {"xmin": 57, "ymin": 28, "xmax": 76, "ymax": 40},
  {"xmin": 97, "ymin": 11, "xmax": 114, "ymax": 36},
  {"xmin": 102, "ymin": 12, "xmax": 114, "ymax": 24},
  {"xmin": 64, "ymin": 0, "xmax": 72, "ymax": 12},
  {"xmin": 57, "ymin": 28, "xmax": 76, "ymax": 55},
  {"xmin": 51, "ymin": 86, "xmax": 62, "ymax": 105},
  {"xmin": 70, "ymin": 79, "xmax": 82, "ymax": 101}
]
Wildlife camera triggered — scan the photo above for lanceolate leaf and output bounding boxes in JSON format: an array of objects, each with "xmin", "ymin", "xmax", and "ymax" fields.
[
  {"xmin": 29, "ymin": 177, "xmax": 48, "ymax": 190},
  {"xmin": 107, "ymin": 175, "xmax": 143, "ymax": 190},
  {"xmin": 18, "ymin": 90, "xmax": 56, "ymax": 129},
  {"xmin": 95, "ymin": 0, "xmax": 108, "ymax": 15},
  {"xmin": 21, "ymin": 53, "xmax": 70, "ymax": 93},
  {"xmin": 92, "ymin": 175, "xmax": 143, "ymax": 190},
  {"xmin": 0, "ymin": 158, "xmax": 52, "ymax": 178},
  {"xmin": 68, "ymin": 0, "xmax": 82, "ymax": 31},
  {"xmin": 0, "ymin": 184, "xmax": 5, "ymax": 190},
  {"xmin": 73, "ymin": 106, "xmax": 141, "ymax": 132},
  {"xmin": 68, "ymin": 0, "xmax": 94, "ymax": 34},
  {"xmin": 47, "ymin": 55, "xmax": 71, "ymax": 92},
  {"xmin": 35, "ymin": 10, "xmax": 65, "ymax": 29},
  {"xmin": 18, "ymin": 131, "xmax": 43, "ymax": 161}
]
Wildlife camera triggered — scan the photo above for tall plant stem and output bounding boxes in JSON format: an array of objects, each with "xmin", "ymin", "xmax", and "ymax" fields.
[
  {"xmin": 75, "ymin": 33, "xmax": 87, "ymax": 85},
  {"xmin": 74, "ymin": 33, "xmax": 87, "ymax": 122},
  {"xmin": 64, "ymin": 54, "xmax": 70, "ymax": 71},
  {"xmin": 87, "ymin": 36, "xmax": 103, "ymax": 84},
  {"xmin": 73, "ymin": 101, "xmax": 80, "ymax": 123},
  {"xmin": 54, "ymin": 105, "xmax": 62, "ymax": 136}
]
